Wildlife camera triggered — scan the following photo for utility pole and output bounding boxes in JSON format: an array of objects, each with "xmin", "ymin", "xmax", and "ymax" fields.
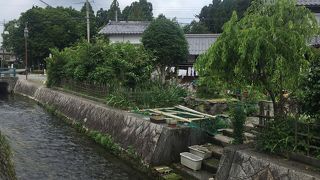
[
  {"xmin": 1, "ymin": 19, "xmax": 5, "ymax": 69},
  {"xmin": 115, "ymin": 10, "xmax": 118, "ymax": 22},
  {"xmin": 24, "ymin": 23, "xmax": 29, "ymax": 80},
  {"xmin": 86, "ymin": 0, "xmax": 90, "ymax": 43}
]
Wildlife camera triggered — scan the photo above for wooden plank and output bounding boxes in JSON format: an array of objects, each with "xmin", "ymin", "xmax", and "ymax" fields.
[
  {"xmin": 175, "ymin": 105, "xmax": 216, "ymax": 119},
  {"xmin": 148, "ymin": 109, "xmax": 192, "ymax": 123},
  {"xmin": 164, "ymin": 110, "xmax": 206, "ymax": 118}
]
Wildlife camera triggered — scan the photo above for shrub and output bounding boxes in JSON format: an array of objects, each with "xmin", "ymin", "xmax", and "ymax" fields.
[
  {"xmin": 106, "ymin": 81, "xmax": 188, "ymax": 110},
  {"xmin": 230, "ymin": 102, "xmax": 247, "ymax": 144},
  {"xmin": 300, "ymin": 51, "xmax": 320, "ymax": 123},
  {"xmin": 46, "ymin": 39, "xmax": 153, "ymax": 89},
  {"xmin": 256, "ymin": 117, "xmax": 295, "ymax": 154}
]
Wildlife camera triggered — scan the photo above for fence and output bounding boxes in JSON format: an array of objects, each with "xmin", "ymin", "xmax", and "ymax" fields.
[
  {"xmin": 0, "ymin": 68, "xmax": 16, "ymax": 78},
  {"xmin": 60, "ymin": 79, "xmax": 109, "ymax": 98},
  {"xmin": 257, "ymin": 101, "xmax": 320, "ymax": 159}
]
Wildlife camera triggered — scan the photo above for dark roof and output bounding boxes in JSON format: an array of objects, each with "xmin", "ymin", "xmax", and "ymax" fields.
[
  {"xmin": 297, "ymin": 0, "xmax": 320, "ymax": 6},
  {"xmin": 185, "ymin": 34, "xmax": 220, "ymax": 55},
  {"xmin": 99, "ymin": 21, "xmax": 150, "ymax": 35}
]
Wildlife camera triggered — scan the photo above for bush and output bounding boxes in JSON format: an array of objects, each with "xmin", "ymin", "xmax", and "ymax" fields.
[
  {"xmin": 300, "ymin": 51, "xmax": 320, "ymax": 123},
  {"xmin": 46, "ymin": 39, "xmax": 153, "ymax": 89},
  {"xmin": 230, "ymin": 102, "xmax": 247, "ymax": 144},
  {"xmin": 106, "ymin": 81, "xmax": 188, "ymax": 110},
  {"xmin": 256, "ymin": 117, "xmax": 295, "ymax": 154}
]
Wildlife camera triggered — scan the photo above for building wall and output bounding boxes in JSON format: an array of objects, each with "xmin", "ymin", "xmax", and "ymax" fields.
[{"xmin": 108, "ymin": 34, "xmax": 142, "ymax": 44}]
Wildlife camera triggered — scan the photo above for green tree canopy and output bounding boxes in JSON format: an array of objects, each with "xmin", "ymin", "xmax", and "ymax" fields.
[
  {"xmin": 122, "ymin": 0, "xmax": 153, "ymax": 21},
  {"xmin": 96, "ymin": 8, "xmax": 109, "ymax": 28},
  {"xmin": 3, "ymin": 6, "xmax": 85, "ymax": 68},
  {"xmin": 142, "ymin": 16, "xmax": 188, "ymax": 82},
  {"xmin": 198, "ymin": 0, "xmax": 251, "ymax": 33},
  {"xmin": 183, "ymin": 20, "xmax": 210, "ymax": 34},
  {"xmin": 107, "ymin": 0, "xmax": 122, "ymax": 21},
  {"xmin": 195, "ymin": 0, "xmax": 319, "ymax": 117},
  {"xmin": 81, "ymin": 2, "xmax": 97, "ymax": 37}
]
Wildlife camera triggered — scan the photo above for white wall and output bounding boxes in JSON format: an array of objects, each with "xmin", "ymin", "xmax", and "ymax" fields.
[
  {"xmin": 315, "ymin": 13, "xmax": 320, "ymax": 23},
  {"xmin": 108, "ymin": 34, "xmax": 142, "ymax": 44}
]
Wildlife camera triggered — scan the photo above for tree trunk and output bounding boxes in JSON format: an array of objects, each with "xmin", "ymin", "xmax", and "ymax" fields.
[{"xmin": 159, "ymin": 66, "xmax": 166, "ymax": 84}]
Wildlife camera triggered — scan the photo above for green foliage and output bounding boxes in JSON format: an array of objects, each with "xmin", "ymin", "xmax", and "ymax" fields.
[
  {"xmin": 196, "ymin": 0, "xmax": 319, "ymax": 118},
  {"xmin": 0, "ymin": 132, "xmax": 16, "ymax": 180},
  {"xmin": 300, "ymin": 49, "xmax": 320, "ymax": 122},
  {"xmin": 122, "ymin": 0, "xmax": 153, "ymax": 21},
  {"xmin": 46, "ymin": 48, "xmax": 67, "ymax": 87},
  {"xmin": 3, "ymin": 6, "xmax": 86, "ymax": 68},
  {"xmin": 183, "ymin": 20, "xmax": 210, "ymax": 34},
  {"xmin": 46, "ymin": 39, "xmax": 153, "ymax": 89},
  {"xmin": 107, "ymin": 0, "xmax": 122, "ymax": 21},
  {"xmin": 96, "ymin": 8, "xmax": 109, "ymax": 28},
  {"xmin": 230, "ymin": 102, "xmax": 247, "ymax": 144},
  {"xmin": 198, "ymin": 0, "xmax": 251, "ymax": 33},
  {"xmin": 257, "ymin": 117, "xmax": 295, "ymax": 154},
  {"xmin": 195, "ymin": 76, "xmax": 225, "ymax": 99},
  {"xmin": 106, "ymin": 81, "xmax": 188, "ymax": 110},
  {"xmin": 142, "ymin": 16, "xmax": 188, "ymax": 82}
]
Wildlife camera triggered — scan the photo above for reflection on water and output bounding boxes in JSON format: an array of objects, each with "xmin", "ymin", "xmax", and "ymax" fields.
[{"xmin": 0, "ymin": 95, "xmax": 148, "ymax": 180}]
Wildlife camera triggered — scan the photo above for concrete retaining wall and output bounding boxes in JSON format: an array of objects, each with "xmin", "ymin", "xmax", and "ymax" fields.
[
  {"xmin": 14, "ymin": 79, "xmax": 208, "ymax": 165},
  {"xmin": 0, "ymin": 77, "xmax": 18, "ymax": 93},
  {"xmin": 216, "ymin": 145, "xmax": 320, "ymax": 180}
]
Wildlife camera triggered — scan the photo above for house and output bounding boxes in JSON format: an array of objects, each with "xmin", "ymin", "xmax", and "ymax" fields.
[
  {"xmin": 0, "ymin": 49, "xmax": 17, "ymax": 67},
  {"xmin": 99, "ymin": 21, "xmax": 220, "ymax": 77},
  {"xmin": 99, "ymin": 21, "xmax": 150, "ymax": 44},
  {"xmin": 297, "ymin": 0, "xmax": 320, "ymax": 46}
]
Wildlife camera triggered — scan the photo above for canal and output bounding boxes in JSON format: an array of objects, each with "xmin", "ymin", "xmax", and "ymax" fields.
[{"xmin": 0, "ymin": 95, "xmax": 148, "ymax": 180}]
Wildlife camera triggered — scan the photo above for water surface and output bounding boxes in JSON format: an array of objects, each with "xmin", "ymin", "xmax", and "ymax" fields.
[{"xmin": 0, "ymin": 95, "xmax": 147, "ymax": 180}]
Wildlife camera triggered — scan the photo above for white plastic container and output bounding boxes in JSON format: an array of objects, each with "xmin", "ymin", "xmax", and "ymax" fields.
[
  {"xmin": 180, "ymin": 152, "xmax": 203, "ymax": 171},
  {"xmin": 189, "ymin": 145, "xmax": 212, "ymax": 160}
]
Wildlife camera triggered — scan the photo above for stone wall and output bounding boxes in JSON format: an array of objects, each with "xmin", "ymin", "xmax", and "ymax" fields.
[
  {"xmin": 184, "ymin": 97, "xmax": 228, "ymax": 115},
  {"xmin": 0, "ymin": 77, "xmax": 18, "ymax": 93},
  {"xmin": 14, "ymin": 79, "xmax": 208, "ymax": 165},
  {"xmin": 216, "ymin": 145, "xmax": 320, "ymax": 180}
]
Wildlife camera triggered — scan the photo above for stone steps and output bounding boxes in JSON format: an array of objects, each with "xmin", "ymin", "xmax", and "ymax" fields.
[
  {"xmin": 173, "ymin": 163, "xmax": 215, "ymax": 180},
  {"xmin": 211, "ymin": 134, "xmax": 234, "ymax": 147},
  {"xmin": 202, "ymin": 158, "xmax": 220, "ymax": 174},
  {"xmin": 218, "ymin": 128, "xmax": 256, "ymax": 141}
]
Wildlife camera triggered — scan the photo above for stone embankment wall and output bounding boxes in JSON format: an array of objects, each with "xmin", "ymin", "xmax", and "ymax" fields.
[
  {"xmin": 216, "ymin": 145, "xmax": 320, "ymax": 180},
  {"xmin": 0, "ymin": 77, "xmax": 18, "ymax": 93},
  {"xmin": 14, "ymin": 79, "xmax": 208, "ymax": 165},
  {"xmin": 0, "ymin": 132, "xmax": 16, "ymax": 180}
]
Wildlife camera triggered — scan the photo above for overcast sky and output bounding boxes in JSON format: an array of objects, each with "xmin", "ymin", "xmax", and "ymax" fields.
[{"xmin": 0, "ymin": 0, "xmax": 212, "ymax": 44}]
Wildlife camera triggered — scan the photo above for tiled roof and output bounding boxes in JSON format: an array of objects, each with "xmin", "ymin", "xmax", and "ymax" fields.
[
  {"xmin": 185, "ymin": 34, "xmax": 220, "ymax": 55},
  {"xmin": 297, "ymin": 0, "xmax": 320, "ymax": 5},
  {"xmin": 99, "ymin": 21, "xmax": 150, "ymax": 35}
]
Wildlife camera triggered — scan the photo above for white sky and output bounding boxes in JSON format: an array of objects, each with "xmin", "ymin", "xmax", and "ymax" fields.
[{"xmin": 0, "ymin": 0, "xmax": 212, "ymax": 43}]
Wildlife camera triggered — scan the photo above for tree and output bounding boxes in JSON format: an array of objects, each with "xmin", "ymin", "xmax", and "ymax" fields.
[
  {"xmin": 81, "ymin": 2, "xmax": 97, "ymax": 37},
  {"xmin": 195, "ymin": 0, "xmax": 319, "ymax": 118},
  {"xmin": 107, "ymin": 0, "xmax": 122, "ymax": 21},
  {"xmin": 300, "ymin": 49, "xmax": 320, "ymax": 122},
  {"xmin": 96, "ymin": 8, "xmax": 109, "ymax": 28},
  {"xmin": 198, "ymin": 0, "xmax": 251, "ymax": 33},
  {"xmin": 183, "ymin": 20, "xmax": 210, "ymax": 34},
  {"xmin": 122, "ymin": 0, "xmax": 153, "ymax": 21},
  {"xmin": 3, "ymin": 6, "xmax": 85, "ymax": 69},
  {"xmin": 142, "ymin": 16, "xmax": 188, "ymax": 83}
]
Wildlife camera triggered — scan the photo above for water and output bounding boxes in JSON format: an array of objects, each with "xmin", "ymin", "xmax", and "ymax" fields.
[{"xmin": 0, "ymin": 95, "xmax": 148, "ymax": 180}]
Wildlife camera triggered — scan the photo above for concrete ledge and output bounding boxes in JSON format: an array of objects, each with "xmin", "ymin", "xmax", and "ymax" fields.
[
  {"xmin": 14, "ymin": 79, "xmax": 209, "ymax": 165},
  {"xmin": 216, "ymin": 145, "xmax": 320, "ymax": 180}
]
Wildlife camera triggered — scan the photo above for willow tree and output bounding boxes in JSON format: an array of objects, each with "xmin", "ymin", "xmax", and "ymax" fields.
[{"xmin": 195, "ymin": 0, "xmax": 319, "ymax": 118}]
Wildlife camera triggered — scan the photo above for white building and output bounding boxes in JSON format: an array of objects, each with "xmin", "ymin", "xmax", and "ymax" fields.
[{"xmin": 99, "ymin": 21, "xmax": 150, "ymax": 44}]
